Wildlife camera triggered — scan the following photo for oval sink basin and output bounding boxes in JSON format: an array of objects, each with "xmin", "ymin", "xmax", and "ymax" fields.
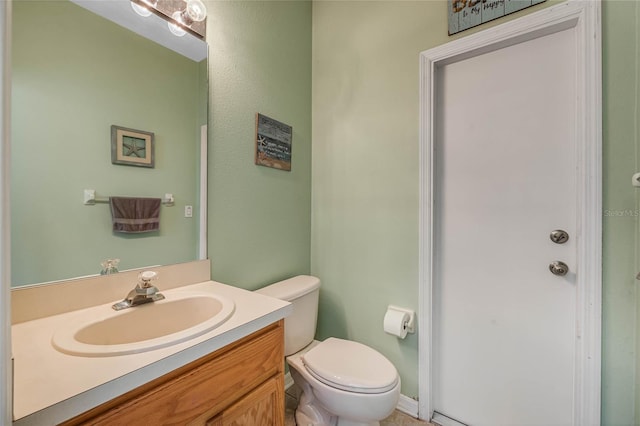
[{"xmin": 52, "ymin": 292, "xmax": 235, "ymax": 357}]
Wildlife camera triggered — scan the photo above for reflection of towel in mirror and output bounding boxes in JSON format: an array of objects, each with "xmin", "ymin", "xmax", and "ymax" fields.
[{"xmin": 109, "ymin": 197, "xmax": 161, "ymax": 233}]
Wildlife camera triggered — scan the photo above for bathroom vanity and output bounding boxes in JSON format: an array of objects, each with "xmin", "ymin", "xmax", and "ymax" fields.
[
  {"xmin": 60, "ymin": 321, "xmax": 284, "ymax": 425},
  {"xmin": 11, "ymin": 261, "xmax": 291, "ymax": 426}
]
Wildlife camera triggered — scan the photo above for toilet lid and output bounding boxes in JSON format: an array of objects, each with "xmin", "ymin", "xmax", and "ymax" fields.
[{"xmin": 301, "ymin": 337, "xmax": 398, "ymax": 394}]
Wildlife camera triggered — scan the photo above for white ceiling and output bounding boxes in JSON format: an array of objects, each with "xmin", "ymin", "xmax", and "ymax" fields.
[{"xmin": 70, "ymin": 0, "xmax": 207, "ymax": 62}]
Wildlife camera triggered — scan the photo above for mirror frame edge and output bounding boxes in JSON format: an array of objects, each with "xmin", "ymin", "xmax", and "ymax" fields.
[
  {"xmin": 199, "ymin": 123, "xmax": 208, "ymax": 260},
  {"xmin": 198, "ymin": 44, "xmax": 209, "ymax": 262},
  {"xmin": 1, "ymin": 0, "xmax": 12, "ymax": 423}
]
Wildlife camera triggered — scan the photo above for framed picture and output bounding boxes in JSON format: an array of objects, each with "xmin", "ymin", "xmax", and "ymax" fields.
[
  {"xmin": 255, "ymin": 113, "xmax": 292, "ymax": 171},
  {"xmin": 448, "ymin": 0, "xmax": 546, "ymax": 35},
  {"xmin": 111, "ymin": 125, "xmax": 155, "ymax": 168}
]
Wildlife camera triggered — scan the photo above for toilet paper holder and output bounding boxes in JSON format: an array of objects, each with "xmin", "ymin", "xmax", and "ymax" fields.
[{"xmin": 384, "ymin": 305, "xmax": 416, "ymax": 335}]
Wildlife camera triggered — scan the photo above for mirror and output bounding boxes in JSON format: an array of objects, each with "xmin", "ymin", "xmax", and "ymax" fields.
[{"xmin": 10, "ymin": 0, "xmax": 208, "ymax": 287}]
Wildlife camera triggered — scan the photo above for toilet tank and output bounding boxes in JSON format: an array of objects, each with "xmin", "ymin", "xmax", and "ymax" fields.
[{"xmin": 255, "ymin": 275, "xmax": 320, "ymax": 356}]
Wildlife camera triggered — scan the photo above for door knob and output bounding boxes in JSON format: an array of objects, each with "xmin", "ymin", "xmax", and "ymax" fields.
[{"xmin": 549, "ymin": 261, "xmax": 569, "ymax": 276}]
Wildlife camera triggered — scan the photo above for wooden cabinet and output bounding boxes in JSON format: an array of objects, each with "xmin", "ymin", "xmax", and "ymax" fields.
[
  {"xmin": 60, "ymin": 320, "xmax": 284, "ymax": 426},
  {"xmin": 206, "ymin": 376, "xmax": 284, "ymax": 426}
]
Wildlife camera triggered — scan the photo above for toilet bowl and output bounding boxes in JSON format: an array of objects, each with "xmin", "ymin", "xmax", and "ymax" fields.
[
  {"xmin": 288, "ymin": 339, "xmax": 400, "ymax": 426},
  {"xmin": 255, "ymin": 275, "xmax": 400, "ymax": 426}
]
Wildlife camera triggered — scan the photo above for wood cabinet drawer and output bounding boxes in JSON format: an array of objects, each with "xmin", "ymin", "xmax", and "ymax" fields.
[
  {"xmin": 206, "ymin": 375, "xmax": 284, "ymax": 426},
  {"xmin": 61, "ymin": 321, "xmax": 284, "ymax": 426}
]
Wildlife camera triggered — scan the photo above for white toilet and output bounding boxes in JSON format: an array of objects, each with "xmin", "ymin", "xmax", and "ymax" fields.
[{"xmin": 256, "ymin": 275, "xmax": 400, "ymax": 426}]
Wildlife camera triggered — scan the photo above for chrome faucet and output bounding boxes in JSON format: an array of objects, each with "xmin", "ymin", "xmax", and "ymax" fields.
[{"xmin": 112, "ymin": 270, "xmax": 165, "ymax": 311}]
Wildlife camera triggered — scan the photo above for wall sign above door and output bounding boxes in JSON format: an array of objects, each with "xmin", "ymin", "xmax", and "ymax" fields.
[{"xmin": 448, "ymin": 0, "xmax": 546, "ymax": 35}]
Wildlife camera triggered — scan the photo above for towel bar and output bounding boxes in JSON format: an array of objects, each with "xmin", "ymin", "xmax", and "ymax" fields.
[{"xmin": 83, "ymin": 189, "xmax": 174, "ymax": 206}]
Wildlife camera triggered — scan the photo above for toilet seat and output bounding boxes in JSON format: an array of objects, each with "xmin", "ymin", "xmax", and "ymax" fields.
[{"xmin": 301, "ymin": 337, "xmax": 398, "ymax": 394}]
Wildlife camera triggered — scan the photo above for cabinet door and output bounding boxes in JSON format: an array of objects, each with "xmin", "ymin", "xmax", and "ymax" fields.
[
  {"xmin": 60, "ymin": 321, "xmax": 285, "ymax": 426},
  {"xmin": 207, "ymin": 375, "xmax": 284, "ymax": 426}
]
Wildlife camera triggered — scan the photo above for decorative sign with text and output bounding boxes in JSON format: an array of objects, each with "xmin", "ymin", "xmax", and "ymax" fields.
[
  {"xmin": 255, "ymin": 113, "xmax": 292, "ymax": 171},
  {"xmin": 448, "ymin": 0, "xmax": 546, "ymax": 35}
]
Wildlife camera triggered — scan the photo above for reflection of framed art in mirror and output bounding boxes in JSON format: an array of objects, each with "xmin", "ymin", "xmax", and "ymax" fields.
[{"xmin": 111, "ymin": 125, "xmax": 155, "ymax": 168}]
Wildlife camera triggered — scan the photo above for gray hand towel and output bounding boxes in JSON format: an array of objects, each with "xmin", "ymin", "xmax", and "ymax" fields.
[{"xmin": 109, "ymin": 197, "xmax": 161, "ymax": 233}]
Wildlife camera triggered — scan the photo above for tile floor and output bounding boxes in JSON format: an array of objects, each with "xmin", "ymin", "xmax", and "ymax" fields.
[{"xmin": 284, "ymin": 385, "xmax": 433, "ymax": 426}]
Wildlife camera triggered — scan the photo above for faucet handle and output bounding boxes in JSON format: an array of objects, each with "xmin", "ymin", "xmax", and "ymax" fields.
[
  {"xmin": 138, "ymin": 270, "xmax": 158, "ymax": 288},
  {"xmin": 100, "ymin": 258, "xmax": 120, "ymax": 275}
]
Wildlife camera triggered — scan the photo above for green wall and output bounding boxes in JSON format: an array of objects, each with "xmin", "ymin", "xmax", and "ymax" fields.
[
  {"xmin": 206, "ymin": 0, "xmax": 312, "ymax": 289},
  {"xmin": 14, "ymin": 0, "xmax": 633, "ymax": 421},
  {"xmin": 312, "ymin": 0, "xmax": 423, "ymax": 397},
  {"xmin": 602, "ymin": 1, "xmax": 639, "ymax": 424},
  {"xmin": 11, "ymin": 1, "xmax": 204, "ymax": 286},
  {"xmin": 312, "ymin": 1, "xmax": 638, "ymax": 422},
  {"xmin": 311, "ymin": 0, "xmax": 555, "ymax": 400}
]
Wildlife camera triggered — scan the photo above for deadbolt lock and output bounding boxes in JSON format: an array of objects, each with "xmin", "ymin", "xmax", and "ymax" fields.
[{"xmin": 550, "ymin": 230, "xmax": 569, "ymax": 244}]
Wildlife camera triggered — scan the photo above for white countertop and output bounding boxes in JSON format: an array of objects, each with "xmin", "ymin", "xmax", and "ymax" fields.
[{"xmin": 11, "ymin": 281, "xmax": 291, "ymax": 426}]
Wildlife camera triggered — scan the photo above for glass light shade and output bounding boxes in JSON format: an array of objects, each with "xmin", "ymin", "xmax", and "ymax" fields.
[
  {"xmin": 185, "ymin": 0, "xmax": 207, "ymax": 22},
  {"xmin": 168, "ymin": 11, "xmax": 187, "ymax": 37},
  {"xmin": 131, "ymin": 2, "xmax": 152, "ymax": 17}
]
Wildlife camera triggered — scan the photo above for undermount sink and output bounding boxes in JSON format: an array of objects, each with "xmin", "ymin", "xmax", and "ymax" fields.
[{"xmin": 52, "ymin": 291, "xmax": 235, "ymax": 357}]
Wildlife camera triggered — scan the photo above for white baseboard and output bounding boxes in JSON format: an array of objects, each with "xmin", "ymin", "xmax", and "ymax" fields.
[
  {"xmin": 396, "ymin": 393, "xmax": 419, "ymax": 418},
  {"xmin": 431, "ymin": 412, "xmax": 468, "ymax": 426},
  {"xmin": 284, "ymin": 371, "xmax": 294, "ymax": 390}
]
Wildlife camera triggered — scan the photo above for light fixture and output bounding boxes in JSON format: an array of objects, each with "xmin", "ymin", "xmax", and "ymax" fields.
[
  {"xmin": 167, "ymin": 0, "xmax": 207, "ymax": 37},
  {"xmin": 168, "ymin": 13, "xmax": 187, "ymax": 37},
  {"xmin": 180, "ymin": 0, "xmax": 207, "ymax": 25},
  {"xmin": 131, "ymin": 2, "xmax": 152, "ymax": 17},
  {"xmin": 130, "ymin": 0, "xmax": 158, "ymax": 18},
  {"xmin": 130, "ymin": 0, "xmax": 207, "ymax": 38}
]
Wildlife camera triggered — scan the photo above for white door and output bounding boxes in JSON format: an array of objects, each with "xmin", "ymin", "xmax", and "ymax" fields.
[{"xmin": 432, "ymin": 24, "xmax": 578, "ymax": 425}]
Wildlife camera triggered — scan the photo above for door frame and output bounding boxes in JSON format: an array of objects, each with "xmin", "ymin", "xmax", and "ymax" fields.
[{"xmin": 418, "ymin": 1, "xmax": 602, "ymax": 423}]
